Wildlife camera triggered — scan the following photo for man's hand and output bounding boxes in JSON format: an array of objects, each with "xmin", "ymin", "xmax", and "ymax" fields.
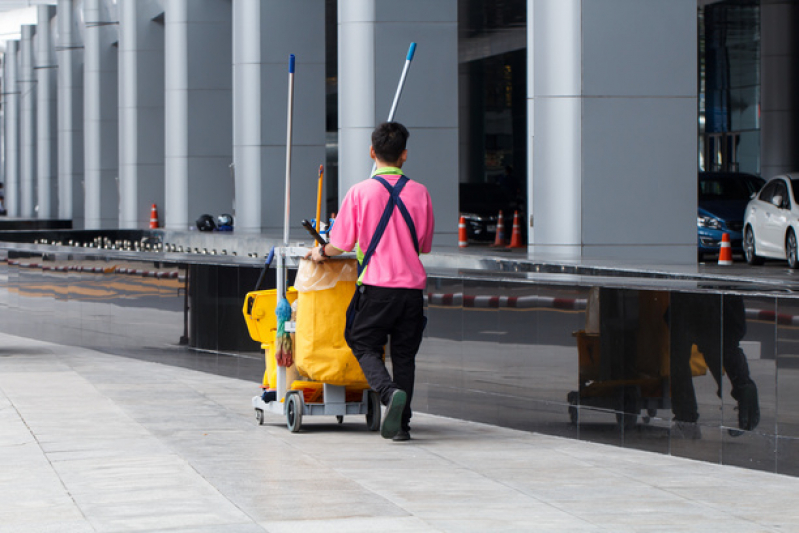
[{"xmin": 305, "ymin": 246, "xmax": 326, "ymax": 263}]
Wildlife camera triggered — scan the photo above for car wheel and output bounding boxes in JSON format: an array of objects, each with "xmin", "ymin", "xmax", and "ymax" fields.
[
  {"xmin": 788, "ymin": 230, "xmax": 799, "ymax": 269},
  {"xmin": 744, "ymin": 226, "xmax": 764, "ymax": 265}
]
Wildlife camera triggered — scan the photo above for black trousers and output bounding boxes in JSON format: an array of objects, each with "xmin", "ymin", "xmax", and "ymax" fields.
[{"xmin": 345, "ymin": 285, "xmax": 426, "ymax": 432}]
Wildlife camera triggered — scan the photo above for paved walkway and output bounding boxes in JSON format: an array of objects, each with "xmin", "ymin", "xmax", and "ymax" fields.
[{"xmin": 1, "ymin": 332, "xmax": 798, "ymax": 533}]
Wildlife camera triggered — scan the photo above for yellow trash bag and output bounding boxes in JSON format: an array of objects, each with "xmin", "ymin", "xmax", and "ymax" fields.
[{"xmin": 294, "ymin": 258, "xmax": 369, "ymax": 387}]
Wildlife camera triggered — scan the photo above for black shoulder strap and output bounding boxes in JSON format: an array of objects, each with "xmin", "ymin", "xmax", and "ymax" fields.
[{"xmin": 359, "ymin": 175, "xmax": 419, "ymax": 276}]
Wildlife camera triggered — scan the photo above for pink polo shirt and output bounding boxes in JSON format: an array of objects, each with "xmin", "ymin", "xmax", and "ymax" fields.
[{"xmin": 329, "ymin": 172, "xmax": 434, "ymax": 289}]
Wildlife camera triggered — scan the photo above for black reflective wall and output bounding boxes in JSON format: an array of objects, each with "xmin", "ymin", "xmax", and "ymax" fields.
[{"xmin": 1, "ymin": 246, "xmax": 797, "ymax": 476}]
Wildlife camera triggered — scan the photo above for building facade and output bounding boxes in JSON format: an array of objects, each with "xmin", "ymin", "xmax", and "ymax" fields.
[{"xmin": 0, "ymin": 0, "xmax": 795, "ymax": 263}]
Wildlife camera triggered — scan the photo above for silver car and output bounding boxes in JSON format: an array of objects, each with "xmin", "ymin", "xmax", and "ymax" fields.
[{"xmin": 743, "ymin": 173, "xmax": 799, "ymax": 268}]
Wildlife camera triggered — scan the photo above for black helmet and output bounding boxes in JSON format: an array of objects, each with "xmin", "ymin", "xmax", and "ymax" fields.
[
  {"xmin": 216, "ymin": 213, "xmax": 234, "ymax": 231},
  {"xmin": 195, "ymin": 214, "xmax": 216, "ymax": 232}
]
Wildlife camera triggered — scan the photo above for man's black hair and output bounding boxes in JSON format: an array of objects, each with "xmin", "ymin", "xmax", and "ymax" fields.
[{"xmin": 372, "ymin": 122, "xmax": 409, "ymax": 164}]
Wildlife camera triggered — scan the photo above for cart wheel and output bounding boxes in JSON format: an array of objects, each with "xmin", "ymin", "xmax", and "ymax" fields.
[
  {"xmin": 337, "ymin": 415, "xmax": 344, "ymax": 424},
  {"xmin": 255, "ymin": 409, "xmax": 264, "ymax": 426},
  {"xmin": 366, "ymin": 391, "xmax": 381, "ymax": 431},
  {"xmin": 286, "ymin": 393, "xmax": 303, "ymax": 433}
]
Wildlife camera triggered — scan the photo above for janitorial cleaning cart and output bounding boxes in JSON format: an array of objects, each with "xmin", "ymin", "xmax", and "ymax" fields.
[
  {"xmin": 242, "ymin": 45, "xmax": 417, "ymax": 432},
  {"xmin": 243, "ymin": 249, "xmax": 380, "ymax": 432}
]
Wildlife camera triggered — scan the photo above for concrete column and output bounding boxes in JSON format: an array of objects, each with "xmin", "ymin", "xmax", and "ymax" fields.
[
  {"xmin": 761, "ymin": 0, "xmax": 799, "ymax": 178},
  {"xmin": 118, "ymin": 0, "xmax": 165, "ymax": 229},
  {"xmin": 164, "ymin": 0, "xmax": 232, "ymax": 230},
  {"xmin": 338, "ymin": 0, "xmax": 458, "ymax": 241},
  {"xmin": 83, "ymin": 0, "xmax": 119, "ymax": 229},
  {"xmin": 232, "ymin": 0, "xmax": 325, "ymax": 233},
  {"xmin": 36, "ymin": 6, "xmax": 57, "ymax": 219},
  {"xmin": 19, "ymin": 24, "xmax": 36, "ymax": 218},
  {"xmin": 4, "ymin": 41, "xmax": 20, "ymax": 216},
  {"xmin": 527, "ymin": 0, "xmax": 696, "ymax": 262},
  {"xmin": 56, "ymin": 0, "xmax": 84, "ymax": 226}
]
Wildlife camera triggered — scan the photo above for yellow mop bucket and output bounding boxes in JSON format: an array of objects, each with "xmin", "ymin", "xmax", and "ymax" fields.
[{"xmin": 243, "ymin": 287, "xmax": 298, "ymax": 388}]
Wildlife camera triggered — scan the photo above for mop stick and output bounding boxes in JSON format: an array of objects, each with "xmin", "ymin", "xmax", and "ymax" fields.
[
  {"xmin": 283, "ymin": 54, "xmax": 295, "ymax": 251},
  {"xmin": 280, "ymin": 53, "xmax": 295, "ymax": 300},
  {"xmin": 315, "ymin": 165, "xmax": 324, "ymax": 245},
  {"xmin": 387, "ymin": 42, "xmax": 416, "ymax": 123},
  {"xmin": 372, "ymin": 42, "xmax": 417, "ymax": 174}
]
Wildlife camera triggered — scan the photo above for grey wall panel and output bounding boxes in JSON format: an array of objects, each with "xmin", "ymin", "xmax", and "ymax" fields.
[
  {"xmin": 164, "ymin": 0, "xmax": 232, "ymax": 230},
  {"xmin": 582, "ymin": 0, "xmax": 696, "ymax": 97},
  {"xmin": 57, "ymin": 0, "xmax": 85, "ymax": 227},
  {"xmin": 19, "ymin": 25, "xmax": 36, "ymax": 218},
  {"xmin": 338, "ymin": 0, "xmax": 458, "ymax": 243},
  {"xmin": 529, "ymin": 0, "xmax": 696, "ymax": 261},
  {"xmin": 372, "ymin": 23, "xmax": 459, "ymax": 128},
  {"xmin": 401, "ymin": 127, "xmax": 459, "ymax": 240},
  {"xmin": 4, "ymin": 41, "xmax": 20, "ymax": 217},
  {"xmin": 118, "ymin": 0, "xmax": 165, "ymax": 229},
  {"xmin": 581, "ymin": 97, "xmax": 697, "ymax": 248},
  {"xmin": 83, "ymin": 0, "xmax": 119, "ymax": 229},
  {"xmin": 376, "ymin": 0, "xmax": 456, "ymax": 22},
  {"xmin": 36, "ymin": 6, "xmax": 58, "ymax": 220},
  {"xmin": 232, "ymin": 0, "xmax": 325, "ymax": 233},
  {"xmin": 257, "ymin": 63, "xmax": 326, "ymax": 146}
]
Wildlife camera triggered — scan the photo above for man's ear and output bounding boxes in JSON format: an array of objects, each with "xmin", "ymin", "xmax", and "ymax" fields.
[
  {"xmin": 399, "ymin": 149, "xmax": 408, "ymax": 165},
  {"xmin": 369, "ymin": 146, "xmax": 376, "ymax": 160}
]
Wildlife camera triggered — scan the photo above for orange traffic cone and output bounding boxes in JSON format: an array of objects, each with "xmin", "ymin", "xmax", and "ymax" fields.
[
  {"xmin": 718, "ymin": 233, "xmax": 733, "ymax": 265},
  {"xmin": 149, "ymin": 204, "xmax": 159, "ymax": 229},
  {"xmin": 506, "ymin": 210, "xmax": 524, "ymax": 249},
  {"xmin": 490, "ymin": 210, "xmax": 505, "ymax": 247},
  {"xmin": 458, "ymin": 216, "xmax": 468, "ymax": 248}
]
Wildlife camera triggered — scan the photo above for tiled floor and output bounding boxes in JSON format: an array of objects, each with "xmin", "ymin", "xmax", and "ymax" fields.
[{"xmin": 1, "ymin": 331, "xmax": 797, "ymax": 532}]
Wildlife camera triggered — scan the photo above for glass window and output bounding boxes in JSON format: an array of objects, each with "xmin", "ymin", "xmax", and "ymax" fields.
[{"xmin": 759, "ymin": 181, "xmax": 778, "ymax": 203}]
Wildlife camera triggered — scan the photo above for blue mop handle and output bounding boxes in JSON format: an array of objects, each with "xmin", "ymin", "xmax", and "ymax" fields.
[
  {"xmin": 387, "ymin": 42, "xmax": 417, "ymax": 123},
  {"xmin": 406, "ymin": 42, "xmax": 416, "ymax": 61},
  {"xmin": 372, "ymin": 43, "xmax": 417, "ymax": 174}
]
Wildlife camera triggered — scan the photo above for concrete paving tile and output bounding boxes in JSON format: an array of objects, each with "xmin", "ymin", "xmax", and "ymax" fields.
[
  {"xmin": 145, "ymin": 525, "xmax": 266, "ymax": 533},
  {"xmin": 426, "ymin": 519, "xmax": 602, "ymax": 533},
  {"xmin": 242, "ymin": 490, "xmax": 407, "ymax": 522},
  {"xmin": 262, "ymin": 516, "xmax": 436, "ymax": 533},
  {"xmin": 0, "ymin": 520, "xmax": 95, "ymax": 533},
  {"xmin": 0, "ymin": 502, "xmax": 86, "ymax": 525},
  {"xmin": 2, "ymin": 336, "xmax": 799, "ymax": 532}
]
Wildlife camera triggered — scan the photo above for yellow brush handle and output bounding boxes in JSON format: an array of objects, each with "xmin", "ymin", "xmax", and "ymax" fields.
[{"xmin": 315, "ymin": 165, "xmax": 324, "ymax": 246}]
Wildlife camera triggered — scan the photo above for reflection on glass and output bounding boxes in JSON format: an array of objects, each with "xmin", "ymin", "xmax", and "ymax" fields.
[{"xmin": 669, "ymin": 293, "xmax": 760, "ymax": 439}]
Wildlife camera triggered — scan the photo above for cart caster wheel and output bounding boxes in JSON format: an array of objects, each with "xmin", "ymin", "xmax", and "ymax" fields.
[
  {"xmin": 366, "ymin": 391, "xmax": 381, "ymax": 431},
  {"xmin": 286, "ymin": 393, "xmax": 303, "ymax": 433},
  {"xmin": 337, "ymin": 415, "xmax": 344, "ymax": 424},
  {"xmin": 255, "ymin": 409, "xmax": 265, "ymax": 426}
]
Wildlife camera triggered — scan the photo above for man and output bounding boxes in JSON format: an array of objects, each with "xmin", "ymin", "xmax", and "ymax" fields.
[{"xmin": 306, "ymin": 122, "xmax": 435, "ymax": 441}]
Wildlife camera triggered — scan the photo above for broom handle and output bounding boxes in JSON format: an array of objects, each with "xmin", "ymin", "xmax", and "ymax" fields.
[{"xmin": 315, "ymin": 165, "xmax": 324, "ymax": 245}]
